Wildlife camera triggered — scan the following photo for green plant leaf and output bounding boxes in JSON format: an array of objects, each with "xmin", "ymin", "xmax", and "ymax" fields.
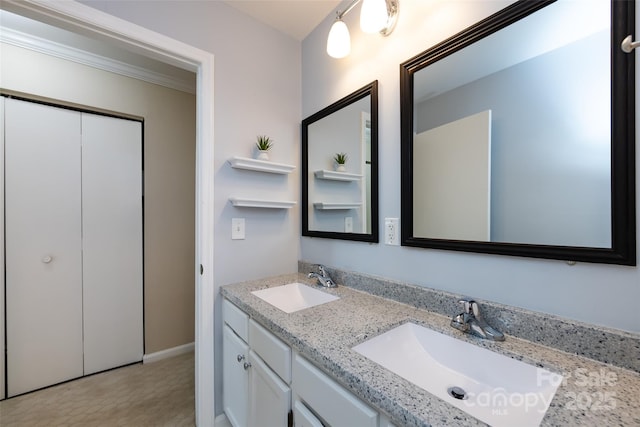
[
  {"xmin": 333, "ymin": 152, "xmax": 348, "ymax": 164},
  {"xmin": 256, "ymin": 135, "xmax": 273, "ymax": 151}
]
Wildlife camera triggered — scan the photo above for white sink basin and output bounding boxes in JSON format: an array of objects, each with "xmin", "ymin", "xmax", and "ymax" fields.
[
  {"xmin": 352, "ymin": 322, "xmax": 562, "ymax": 427},
  {"xmin": 251, "ymin": 282, "xmax": 340, "ymax": 313}
]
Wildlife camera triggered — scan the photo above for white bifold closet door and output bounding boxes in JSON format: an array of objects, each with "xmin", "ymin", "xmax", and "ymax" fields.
[
  {"xmin": 81, "ymin": 113, "xmax": 143, "ymax": 375},
  {"xmin": 5, "ymin": 98, "xmax": 85, "ymax": 397},
  {"xmin": 4, "ymin": 98, "xmax": 143, "ymax": 397}
]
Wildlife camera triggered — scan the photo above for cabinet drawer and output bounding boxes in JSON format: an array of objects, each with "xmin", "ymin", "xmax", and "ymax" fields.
[
  {"xmin": 293, "ymin": 399, "xmax": 323, "ymax": 427},
  {"xmin": 223, "ymin": 299, "xmax": 248, "ymax": 342},
  {"xmin": 292, "ymin": 353, "xmax": 377, "ymax": 427},
  {"xmin": 249, "ymin": 319, "xmax": 291, "ymax": 383}
]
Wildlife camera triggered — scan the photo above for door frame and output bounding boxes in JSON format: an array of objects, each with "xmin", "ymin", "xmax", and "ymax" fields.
[{"xmin": 0, "ymin": 1, "xmax": 216, "ymax": 425}]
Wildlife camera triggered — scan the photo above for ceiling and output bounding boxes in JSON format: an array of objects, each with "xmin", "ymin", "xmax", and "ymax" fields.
[{"xmin": 223, "ymin": 0, "xmax": 341, "ymax": 41}]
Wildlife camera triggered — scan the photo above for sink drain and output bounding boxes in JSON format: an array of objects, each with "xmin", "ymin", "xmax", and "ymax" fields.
[{"xmin": 448, "ymin": 386, "xmax": 468, "ymax": 400}]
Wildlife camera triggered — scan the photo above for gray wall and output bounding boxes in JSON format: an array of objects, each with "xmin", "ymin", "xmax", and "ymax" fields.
[
  {"xmin": 415, "ymin": 31, "xmax": 611, "ymax": 247},
  {"xmin": 301, "ymin": 0, "xmax": 639, "ymax": 333}
]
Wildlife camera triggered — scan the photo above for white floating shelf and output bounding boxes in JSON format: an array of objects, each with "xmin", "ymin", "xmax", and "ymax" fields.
[
  {"xmin": 314, "ymin": 169, "xmax": 362, "ymax": 181},
  {"xmin": 228, "ymin": 156, "xmax": 295, "ymax": 174},
  {"xmin": 313, "ymin": 202, "xmax": 362, "ymax": 210},
  {"xmin": 230, "ymin": 197, "xmax": 296, "ymax": 209}
]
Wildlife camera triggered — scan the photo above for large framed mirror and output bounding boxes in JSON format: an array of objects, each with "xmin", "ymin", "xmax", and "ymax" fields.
[
  {"xmin": 302, "ymin": 81, "xmax": 379, "ymax": 242},
  {"xmin": 400, "ymin": 0, "xmax": 635, "ymax": 265}
]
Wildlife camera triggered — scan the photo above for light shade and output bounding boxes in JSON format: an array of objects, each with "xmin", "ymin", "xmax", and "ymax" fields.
[
  {"xmin": 327, "ymin": 19, "xmax": 351, "ymax": 58},
  {"xmin": 360, "ymin": 0, "xmax": 388, "ymax": 34}
]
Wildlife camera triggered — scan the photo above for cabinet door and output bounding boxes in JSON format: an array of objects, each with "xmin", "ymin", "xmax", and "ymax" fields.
[
  {"xmin": 248, "ymin": 350, "xmax": 291, "ymax": 427},
  {"xmin": 223, "ymin": 325, "xmax": 249, "ymax": 427},
  {"xmin": 81, "ymin": 113, "xmax": 143, "ymax": 375},
  {"xmin": 5, "ymin": 98, "xmax": 84, "ymax": 396}
]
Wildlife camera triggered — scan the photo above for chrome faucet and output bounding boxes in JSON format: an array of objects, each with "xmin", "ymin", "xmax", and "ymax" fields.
[
  {"xmin": 450, "ymin": 297, "xmax": 505, "ymax": 341},
  {"xmin": 308, "ymin": 265, "xmax": 337, "ymax": 288}
]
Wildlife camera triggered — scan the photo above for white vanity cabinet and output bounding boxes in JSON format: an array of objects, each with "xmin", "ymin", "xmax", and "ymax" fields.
[
  {"xmin": 222, "ymin": 297, "xmax": 396, "ymax": 427},
  {"xmin": 222, "ymin": 298, "xmax": 291, "ymax": 427}
]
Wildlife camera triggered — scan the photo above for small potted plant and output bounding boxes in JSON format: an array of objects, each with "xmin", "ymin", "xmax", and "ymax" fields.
[
  {"xmin": 333, "ymin": 152, "xmax": 348, "ymax": 172},
  {"xmin": 255, "ymin": 135, "xmax": 273, "ymax": 160}
]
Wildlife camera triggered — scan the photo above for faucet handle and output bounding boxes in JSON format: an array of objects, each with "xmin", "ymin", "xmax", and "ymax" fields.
[
  {"xmin": 459, "ymin": 297, "xmax": 484, "ymax": 319},
  {"xmin": 458, "ymin": 297, "xmax": 476, "ymax": 314},
  {"xmin": 317, "ymin": 264, "xmax": 327, "ymax": 276}
]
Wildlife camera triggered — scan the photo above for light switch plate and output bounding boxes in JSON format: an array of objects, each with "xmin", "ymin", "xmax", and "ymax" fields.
[{"xmin": 232, "ymin": 218, "xmax": 245, "ymax": 240}]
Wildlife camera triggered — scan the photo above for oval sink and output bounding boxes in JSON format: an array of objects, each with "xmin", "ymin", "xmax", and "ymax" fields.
[
  {"xmin": 352, "ymin": 322, "xmax": 563, "ymax": 427},
  {"xmin": 251, "ymin": 282, "xmax": 340, "ymax": 313}
]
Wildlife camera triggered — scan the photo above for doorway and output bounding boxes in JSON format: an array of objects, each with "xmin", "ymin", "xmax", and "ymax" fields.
[{"xmin": 0, "ymin": 1, "xmax": 215, "ymax": 425}]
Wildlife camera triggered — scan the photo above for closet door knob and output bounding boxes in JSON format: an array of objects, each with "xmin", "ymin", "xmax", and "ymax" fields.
[
  {"xmin": 243, "ymin": 362, "xmax": 252, "ymax": 370},
  {"xmin": 42, "ymin": 255, "xmax": 52, "ymax": 264},
  {"xmin": 237, "ymin": 354, "xmax": 245, "ymax": 363}
]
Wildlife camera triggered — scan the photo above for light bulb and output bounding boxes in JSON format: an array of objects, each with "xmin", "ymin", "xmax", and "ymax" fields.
[
  {"xmin": 327, "ymin": 19, "xmax": 351, "ymax": 58},
  {"xmin": 360, "ymin": 0, "xmax": 388, "ymax": 34}
]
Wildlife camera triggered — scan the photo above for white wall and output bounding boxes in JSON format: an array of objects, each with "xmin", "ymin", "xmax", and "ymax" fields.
[
  {"xmin": 301, "ymin": 0, "xmax": 640, "ymax": 333},
  {"xmin": 78, "ymin": 0, "xmax": 302, "ymax": 414}
]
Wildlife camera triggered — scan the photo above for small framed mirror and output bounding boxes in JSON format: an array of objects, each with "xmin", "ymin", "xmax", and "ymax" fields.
[
  {"xmin": 400, "ymin": 0, "xmax": 635, "ymax": 265},
  {"xmin": 302, "ymin": 81, "xmax": 379, "ymax": 243}
]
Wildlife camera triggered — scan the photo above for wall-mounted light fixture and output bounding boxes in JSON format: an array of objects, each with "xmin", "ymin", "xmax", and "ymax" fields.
[{"xmin": 327, "ymin": 0, "xmax": 399, "ymax": 59}]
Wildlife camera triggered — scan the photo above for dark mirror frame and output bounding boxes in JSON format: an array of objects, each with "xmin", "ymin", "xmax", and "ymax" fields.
[
  {"xmin": 302, "ymin": 81, "xmax": 379, "ymax": 243},
  {"xmin": 400, "ymin": 0, "xmax": 636, "ymax": 265}
]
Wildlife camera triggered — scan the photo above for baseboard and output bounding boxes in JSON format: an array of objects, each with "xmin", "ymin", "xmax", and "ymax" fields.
[
  {"xmin": 214, "ymin": 413, "xmax": 232, "ymax": 427},
  {"xmin": 143, "ymin": 342, "xmax": 194, "ymax": 364}
]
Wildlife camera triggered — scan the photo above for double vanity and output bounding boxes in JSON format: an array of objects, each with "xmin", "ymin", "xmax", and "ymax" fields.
[{"xmin": 221, "ymin": 267, "xmax": 640, "ymax": 426}]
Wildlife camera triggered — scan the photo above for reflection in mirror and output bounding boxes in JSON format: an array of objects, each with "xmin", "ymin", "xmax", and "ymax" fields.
[
  {"xmin": 400, "ymin": 0, "xmax": 635, "ymax": 265},
  {"xmin": 302, "ymin": 81, "xmax": 379, "ymax": 242}
]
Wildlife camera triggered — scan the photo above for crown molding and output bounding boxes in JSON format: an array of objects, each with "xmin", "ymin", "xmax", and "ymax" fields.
[{"xmin": 1, "ymin": 26, "xmax": 196, "ymax": 94}]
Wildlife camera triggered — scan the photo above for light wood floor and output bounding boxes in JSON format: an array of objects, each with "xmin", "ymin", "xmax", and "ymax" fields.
[{"xmin": 0, "ymin": 352, "xmax": 195, "ymax": 427}]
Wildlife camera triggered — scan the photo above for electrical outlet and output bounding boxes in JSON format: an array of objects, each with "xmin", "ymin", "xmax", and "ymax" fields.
[
  {"xmin": 345, "ymin": 217, "xmax": 353, "ymax": 233},
  {"xmin": 232, "ymin": 218, "xmax": 245, "ymax": 240},
  {"xmin": 385, "ymin": 218, "xmax": 399, "ymax": 245}
]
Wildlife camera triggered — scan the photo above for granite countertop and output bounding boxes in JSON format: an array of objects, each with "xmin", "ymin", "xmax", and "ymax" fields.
[{"xmin": 221, "ymin": 273, "xmax": 640, "ymax": 427}]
